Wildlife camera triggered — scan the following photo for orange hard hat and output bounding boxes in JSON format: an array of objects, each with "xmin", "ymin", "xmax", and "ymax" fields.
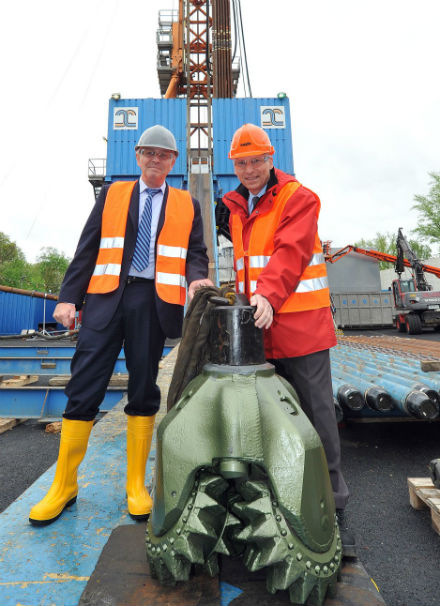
[{"xmin": 228, "ymin": 123, "xmax": 275, "ymax": 159}]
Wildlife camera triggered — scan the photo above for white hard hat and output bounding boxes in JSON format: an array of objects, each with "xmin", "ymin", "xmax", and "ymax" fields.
[{"xmin": 135, "ymin": 125, "xmax": 178, "ymax": 155}]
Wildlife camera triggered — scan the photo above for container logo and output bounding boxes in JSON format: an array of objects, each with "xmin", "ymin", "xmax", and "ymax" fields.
[
  {"xmin": 113, "ymin": 107, "xmax": 138, "ymax": 130},
  {"xmin": 260, "ymin": 106, "xmax": 286, "ymax": 129}
]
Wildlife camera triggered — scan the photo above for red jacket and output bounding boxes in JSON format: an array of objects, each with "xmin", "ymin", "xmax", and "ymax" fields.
[{"xmin": 223, "ymin": 168, "xmax": 336, "ymax": 359}]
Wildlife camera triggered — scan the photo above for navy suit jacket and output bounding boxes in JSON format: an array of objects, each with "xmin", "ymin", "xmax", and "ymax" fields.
[{"xmin": 59, "ymin": 181, "xmax": 209, "ymax": 338}]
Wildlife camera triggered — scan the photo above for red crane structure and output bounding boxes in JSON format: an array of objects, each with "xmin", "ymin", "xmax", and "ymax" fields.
[
  {"xmin": 324, "ymin": 233, "xmax": 440, "ymax": 333},
  {"xmin": 325, "ymin": 244, "xmax": 440, "ymax": 279}
]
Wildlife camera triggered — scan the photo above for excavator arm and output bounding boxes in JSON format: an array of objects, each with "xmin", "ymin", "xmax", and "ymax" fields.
[
  {"xmin": 325, "ymin": 244, "xmax": 440, "ymax": 280},
  {"xmin": 395, "ymin": 228, "xmax": 431, "ymax": 290}
]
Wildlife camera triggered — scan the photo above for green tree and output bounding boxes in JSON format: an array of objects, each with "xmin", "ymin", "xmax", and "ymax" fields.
[
  {"xmin": 0, "ymin": 235, "xmax": 70, "ymax": 292},
  {"xmin": 0, "ymin": 232, "xmax": 33, "ymax": 288},
  {"xmin": 412, "ymin": 172, "xmax": 440, "ymax": 248},
  {"xmin": 355, "ymin": 232, "xmax": 431, "ymax": 269},
  {"xmin": 35, "ymin": 247, "xmax": 70, "ymax": 293},
  {"xmin": 0, "ymin": 258, "xmax": 37, "ymax": 289},
  {"xmin": 0, "ymin": 232, "xmax": 25, "ymax": 264}
]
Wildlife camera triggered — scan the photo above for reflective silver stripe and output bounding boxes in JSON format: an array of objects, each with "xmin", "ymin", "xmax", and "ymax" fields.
[
  {"xmin": 309, "ymin": 253, "xmax": 325, "ymax": 266},
  {"xmin": 249, "ymin": 255, "xmax": 270, "ymax": 269},
  {"xmin": 156, "ymin": 272, "xmax": 186, "ymax": 288},
  {"xmin": 250, "ymin": 280, "xmax": 257, "ymax": 292},
  {"xmin": 238, "ymin": 281, "xmax": 245, "ymax": 293},
  {"xmin": 295, "ymin": 276, "xmax": 328, "ymax": 293},
  {"xmin": 92, "ymin": 263, "xmax": 121, "ymax": 277},
  {"xmin": 236, "ymin": 257, "xmax": 244, "ymax": 271},
  {"xmin": 100, "ymin": 237, "xmax": 124, "ymax": 249},
  {"xmin": 248, "ymin": 253, "xmax": 323, "ymax": 269},
  {"xmin": 157, "ymin": 244, "xmax": 188, "ymax": 259}
]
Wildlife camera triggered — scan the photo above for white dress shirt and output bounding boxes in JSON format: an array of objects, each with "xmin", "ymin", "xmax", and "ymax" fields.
[
  {"xmin": 248, "ymin": 185, "xmax": 267, "ymax": 215},
  {"xmin": 129, "ymin": 179, "xmax": 166, "ymax": 279}
]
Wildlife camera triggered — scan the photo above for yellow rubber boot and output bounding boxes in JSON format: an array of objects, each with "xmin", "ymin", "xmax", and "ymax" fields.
[
  {"xmin": 29, "ymin": 419, "xmax": 94, "ymax": 526},
  {"xmin": 126, "ymin": 414, "xmax": 156, "ymax": 520}
]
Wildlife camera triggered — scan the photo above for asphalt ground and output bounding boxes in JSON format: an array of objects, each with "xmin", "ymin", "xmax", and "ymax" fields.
[
  {"xmin": 1, "ymin": 328, "xmax": 439, "ymax": 606},
  {"xmin": 0, "ymin": 420, "xmax": 60, "ymax": 513},
  {"xmin": 340, "ymin": 420, "xmax": 440, "ymax": 606}
]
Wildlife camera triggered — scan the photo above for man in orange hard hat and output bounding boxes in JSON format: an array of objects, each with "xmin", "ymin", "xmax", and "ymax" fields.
[{"xmin": 218, "ymin": 123, "xmax": 356, "ymax": 558}]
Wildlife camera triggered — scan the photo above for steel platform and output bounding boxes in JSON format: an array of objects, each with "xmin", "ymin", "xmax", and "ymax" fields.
[
  {"xmin": 0, "ymin": 345, "xmax": 79, "ymax": 357},
  {"xmin": 0, "ymin": 376, "xmax": 126, "ymax": 420},
  {"xmin": 0, "ymin": 342, "xmax": 171, "ymax": 420},
  {"xmin": 0, "ymin": 356, "xmax": 127, "ymax": 375},
  {"xmin": 79, "ymin": 523, "xmax": 385, "ymax": 606}
]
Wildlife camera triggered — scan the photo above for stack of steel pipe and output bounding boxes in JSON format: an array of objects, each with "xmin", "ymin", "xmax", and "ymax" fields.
[
  {"xmin": 331, "ymin": 342, "xmax": 440, "ymax": 421},
  {"xmin": 331, "ymin": 362, "xmax": 394, "ymax": 415},
  {"xmin": 336, "ymin": 343, "xmax": 440, "ymax": 395},
  {"xmin": 338, "ymin": 334, "xmax": 440, "ymax": 360},
  {"xmin": 332, "ymin": 378, "xmax": 365, "ymax": 413}
]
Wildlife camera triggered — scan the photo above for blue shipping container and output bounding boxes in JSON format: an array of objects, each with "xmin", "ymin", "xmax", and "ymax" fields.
[
  {"xmin": 106, "ymin": 98, "xmax": 187, "ymax": 184},
  {"xmin": 0, "ymin": 292, "xmax": 58, "ymax": 336},
  {"xmin": 104, "ymin": 96, "xmax": 295, "ymax": 202},
  {"xmin": 212, "ymin": 97, "xmax": 294, "ymax": 200}
]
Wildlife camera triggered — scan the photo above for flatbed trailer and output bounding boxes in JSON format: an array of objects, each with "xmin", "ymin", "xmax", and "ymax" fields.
[{"xmin": 0, "ymin": 340, "xmax": 172, "ymax": 421}]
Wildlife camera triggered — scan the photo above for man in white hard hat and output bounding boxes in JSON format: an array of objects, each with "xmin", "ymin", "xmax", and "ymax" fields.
[{"xmin": 29, "ymin": 124, "xmax": 213, "ymax": 526}]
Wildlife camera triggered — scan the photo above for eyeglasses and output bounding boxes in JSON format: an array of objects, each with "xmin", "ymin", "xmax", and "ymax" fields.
[
  {"xmin": 233, "ymin": 156, "xmax": 268, "ymax": 169},
  {"xmin": 140, "ymin": 149, "xmax": 173, "ymax": 161}
]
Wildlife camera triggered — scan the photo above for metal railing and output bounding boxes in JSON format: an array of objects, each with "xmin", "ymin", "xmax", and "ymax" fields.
[
  {"xmin": 189, "ymin": 155, "xmax": 211, "ymax": 174},
  {"xmin": 88, "ymin": 158, "xmax": 106, "ymax": 179},
  {"xmin": 158, "ymin": 9, "xmax": 178, "ymax": 27}
]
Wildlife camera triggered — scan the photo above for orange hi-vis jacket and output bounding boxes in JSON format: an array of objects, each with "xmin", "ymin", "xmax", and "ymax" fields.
[
  {"xmin": 87, "ymin": 181, "xmax": 194, "ymax": 305},
  {"xmin": 229, "ymin": 180, "xmax": 330, "ymax": 313}
]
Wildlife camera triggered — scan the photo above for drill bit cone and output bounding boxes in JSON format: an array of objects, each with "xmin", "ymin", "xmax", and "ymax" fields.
[{"xmin": 147, "ymin": 298, "xmax": 341, "ymax": 604}]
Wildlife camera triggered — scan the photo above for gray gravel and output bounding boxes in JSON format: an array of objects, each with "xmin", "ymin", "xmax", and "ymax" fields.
[{"xmin": 0, "ymin": 420, "xmax": 60, "ymax": 513}]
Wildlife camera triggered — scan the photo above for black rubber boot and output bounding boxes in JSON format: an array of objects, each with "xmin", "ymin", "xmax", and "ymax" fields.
[{"xmin": 336, "ymin": 508, "xmax": 357, "ymax": 559}]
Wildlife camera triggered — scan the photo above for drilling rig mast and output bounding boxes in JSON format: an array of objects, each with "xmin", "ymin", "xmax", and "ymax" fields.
[{"xmin": 156, "ymin": 1, "xmax": 239, "ymax": 282}]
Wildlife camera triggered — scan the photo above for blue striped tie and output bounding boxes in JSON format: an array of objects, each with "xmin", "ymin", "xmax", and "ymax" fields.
[{"xmin": 132, "ymin": 188, "xmax": 161, "ymax": 271}]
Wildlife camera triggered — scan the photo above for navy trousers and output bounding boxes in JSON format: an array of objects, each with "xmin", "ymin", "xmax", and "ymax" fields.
[
  {"xmin": 64, "ymin": 281, "xmax": 166, "ymax": 421},
  {"xmin": 270, "ymin": 349, "xmax": 349, "ymax": 510}
]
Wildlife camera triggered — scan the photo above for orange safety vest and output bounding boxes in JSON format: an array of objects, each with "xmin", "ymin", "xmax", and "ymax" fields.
[
  {"xmin": 87, "ymin": 181, "xmax": 194, "ymax": 305},
  {"xmin": 230, "ymin": 181, "xmax": 330, "ymax": 313}
]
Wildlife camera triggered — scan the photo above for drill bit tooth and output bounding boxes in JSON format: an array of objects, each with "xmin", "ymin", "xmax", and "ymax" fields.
[
  {"xmin": 288, "ymin": 573, "xmax": 316, "ymax": 604},
  {"xmin": 266, "ymin": 557, "xmax": 302, "ymax": 592},
  {"xmin": 212, "ymin": 536, "xmax": 231, "ymax": 556},
  {"xmin": 203, "ymin": 553, "xmax": 220, "ymax": 577},
  {"xmin": 238, "ymin": 480, "xmax": 268, "ymax": 501},
  {"xmin": 185, "ymin": 515, "xmax": 217, "ymax": 539},
  {"xmin": 153, "ymin": 557, "xmax": 177, "ymax": 586},
  {"xmin": 306, "ymin": 579, "xmax": 333, "ymax": 606},
  {"xmin": 173, "ymin": 533, "xmax": 205, "ymax": 564},
  {"xmin": 247, "ymin": 514, "xmax": 279, "ymax": 541}
]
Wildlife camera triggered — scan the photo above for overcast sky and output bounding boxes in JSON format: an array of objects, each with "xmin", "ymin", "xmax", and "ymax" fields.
[{"xmin": 1, "ymin": 0, "xmax": 439, "ymax": 263}]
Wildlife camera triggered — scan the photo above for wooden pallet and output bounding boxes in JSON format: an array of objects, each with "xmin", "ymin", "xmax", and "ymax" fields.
[
  {"xmin": 0, "ymin": 418, "xmax": 24, "ymax": 435},
  {"xmin": 48, "ymin": 374, "xmax": 128, "ymax": 387},
  {"xmin": 0, "ymin": 374, "xmax": 39, "ymax": 387},
  {"xmin": 408, "ymin": 477, "xmax": 440, "ymax": 535}
]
